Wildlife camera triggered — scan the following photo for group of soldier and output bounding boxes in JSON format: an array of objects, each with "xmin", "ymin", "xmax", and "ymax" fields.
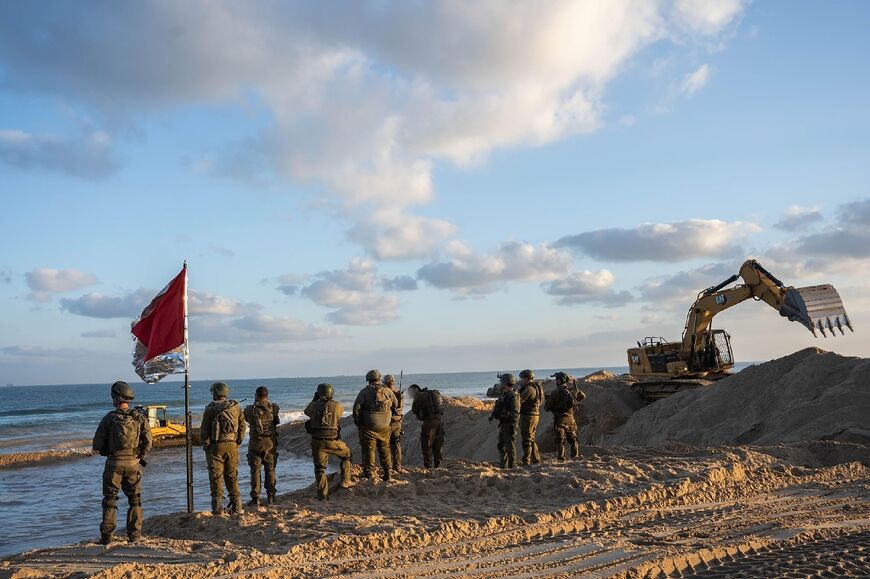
[
  {"xmin": 91, "ymin": 368, "xmax": 579, "ymax": 544},
  {"xmin": 90, "ymin": 371, "xmax": 445, "ymax": 543},
  {"xmin": 490, "ymin": 370, "xmax": 586, "ymax": 468}
]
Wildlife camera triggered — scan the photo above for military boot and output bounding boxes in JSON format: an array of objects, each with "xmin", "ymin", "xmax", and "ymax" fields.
[
  {"xmin": 128, "ymin": 533, "xmax": 142, "ymax": 544},
  {"xmin": 99, "ymin": 533, "xmax": 112, "ymax": 545},
  {"xmin": 247, "ymin": 496, "xmax": 260, "ymax": 507},
  {"xmin": 210, "ymin": 496, "xmax": 223, "ymax": 515},
  {"xmin": 230, "ymin": 496, "xmax": 243, "ymax": 515},
  {"xmin": 266, "ymin": 494, "xmax": 276, "ymax": 505}
]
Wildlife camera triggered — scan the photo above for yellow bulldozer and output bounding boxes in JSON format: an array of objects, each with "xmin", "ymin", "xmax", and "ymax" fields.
[
  {"xmin": 628, "ymin": 259, "xmax": 853, "ymax": 400},
  {"xmin": 135, "ymin": 405, "xmax": 199, "ymax": 447}
]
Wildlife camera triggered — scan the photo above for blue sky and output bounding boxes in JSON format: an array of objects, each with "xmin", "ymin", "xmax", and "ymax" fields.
[{"xmin": 1, "ymin": 1, "xmax": 868, "ymax": 385}]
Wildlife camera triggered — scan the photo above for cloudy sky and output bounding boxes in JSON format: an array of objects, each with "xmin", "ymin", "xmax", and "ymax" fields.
[{"xmin": 2, "ymin": 1, "xmax": 868, "ymax": 385}]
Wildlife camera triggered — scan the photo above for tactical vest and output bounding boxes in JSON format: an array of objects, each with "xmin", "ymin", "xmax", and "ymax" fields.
[
  {"xmin": 549, "ymin": 387, "xmax": 574, "ymax": 415},
  {"xmin": 520, "ymin": 382, "xmax": 544, "ymax": 415},
  {"xmin": 248, "ymin": 401, "xmax": 275, "ymax": 438},
  {"xmin": 308, "ymin": 399, "xmax": 341, "ymax": 440},
  {"xmin": 108, "ymin": 410, "xmax": 141, "ymax": 456},
  {"xmin": 362, "ymin": 385, "xmax": 393, "ymax": 429},
  {"xmin": 211, "ymin": 400, "xmax": 240, "ymax": 442},
  {"xmin": 494, "ymin": 391, "xmax": 518, "ymax": 422}
]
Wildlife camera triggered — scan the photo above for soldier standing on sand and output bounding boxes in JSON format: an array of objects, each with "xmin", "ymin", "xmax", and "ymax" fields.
[
  {"xmin": 92, "ymin": 381, "xmax": 152, "ymax": 545},
  {"xmin": 545, "ymin": 372, "xmax": 586, "ymax": 460},
  {"xmin": 384, "ymin": 374, "xmax": 404, "ymax": 473},
  {"xmin": 353, "ymin": 369, "xmax": 398, "ymax": 481},
  {"xmin": 200, "ymin": 381, "xmax": 246, "ymax": 515},
  {"xmin": 489, "ymin": 373, "xmax": 520, "ymax": 469},
  {"xmin": 304, "ymin": 383, "xmax": 353, "ymax": 500},
  {"xmin": 243, "ymin": 386, "xmax": 279, "ymax": 506},
  {"xmin": 518, "ymin": 369, "xmax": 544, "ymax": 465},
  {"xmin": 407, "ymin": 384, "xmax": 445, "ymax": 469}
]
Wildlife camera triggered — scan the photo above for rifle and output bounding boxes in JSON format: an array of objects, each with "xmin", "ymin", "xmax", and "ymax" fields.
[{"xmin": 399, "ymin": 369, "xmax": 404, "ymax": 395}]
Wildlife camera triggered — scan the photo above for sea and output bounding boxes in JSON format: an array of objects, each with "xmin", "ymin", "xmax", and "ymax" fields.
[{"xmin": 0, "ymin": 364, "xmax": 756, "ymax": 557}]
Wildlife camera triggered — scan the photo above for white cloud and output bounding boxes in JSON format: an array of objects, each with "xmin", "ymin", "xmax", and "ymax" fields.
[
  {"xmin": 639, "ymin": 261, "xmax": 739, "ymax": 305},
  {"xmin": 300, "ymin": 258, "xmax": 400, "ymax": 326},
  {"xmin": 773, "ymin": 205, "xmax": 824, "ymax": 232},
  {"xmin": 541, "ymin": 269, "xmax": 633, "ymax": 307},
  {"xmin": 678, "ymin": 63, "xmax": 711, "ymax": 96},
  {"xmin": 556, "ymin": 219, "xmax": 761, "ymax": 262},
  {"xmin": 347, "ymin": 210, "xmax": 456, "ymax": 261},
  {"xmin": 187, "ymin": 290, "xmax": 261, "ymax": 317},
  {"xmin": 61, "ymin": 288, "xmax": 260, "ymax": 319},
  {"xmin": 0, "ymin": 128, "xmax": 119, "ymax": 179},
  {"xmin": 417, "ymin": 241, "xmax": 572, "ymax": 295},
  {"xmin": 80, "ymin": 329, "xmax": 117, "ymax": 338},
  {"xmin": 0, "ymin": 1, "xmax": 747, "ymax": 255},
  {"xmin": 25, "ymin": 268, "xmax": 98, "ymax": 292},
  {"xmin": 382, "ymin": 275, "xmax": 418, "ymax": 292},
  {"xmin": 192, "ymin": 314, "xmax": 339, "ymax": 344}
]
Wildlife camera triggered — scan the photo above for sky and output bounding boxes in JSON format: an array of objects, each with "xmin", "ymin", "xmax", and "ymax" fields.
[{"xmin": 1, "ymin": 0, "xmax": 869, "ymax": 385}]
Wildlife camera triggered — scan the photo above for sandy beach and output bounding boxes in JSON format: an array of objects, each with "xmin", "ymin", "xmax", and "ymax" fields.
[{"xmin": 2, "ymin": 348, "xmax": 868, "ymax": 578}]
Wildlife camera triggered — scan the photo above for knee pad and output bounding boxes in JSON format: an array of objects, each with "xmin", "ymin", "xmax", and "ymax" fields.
[{"xmin": 102, "ymin": 497, "xmax": 117, "ymax": 510}]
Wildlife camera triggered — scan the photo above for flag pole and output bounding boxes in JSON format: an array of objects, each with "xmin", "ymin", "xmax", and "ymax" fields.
[{"xmin": 183, "ymin": 260, "xmax": 193, "ymax": 513}]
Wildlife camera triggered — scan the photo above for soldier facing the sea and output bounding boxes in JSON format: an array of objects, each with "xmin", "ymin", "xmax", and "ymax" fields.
[
  {"xmin": 489, "ymin": 373, "xmax": 520, "ymax": 469},
  {"xmin": 407, "ymin": 384, "xmax": 445, "ymax": 469},
  {"xmin": 200, "ymin": 381, "xmax": 246, "ymax": 514},
  {"xmin": 518, "ymin": 369, "xmax": 544, "ymax": 465},
  {"xmin": 384, "ymin": 374, "xmax": 404, "ymax": 473},
  {"xmin": 544, "ymin": 372, "xmax": 586, "ymax": 460},
  {"xmin": 352, "ymin": 369, "xmax": 398, "ymax": 481},
  {"xmin": 92, "ymin": 381, "xmax": 152, "ymax": 545},
  {"xmin": 243, "ymin": 386, "xmax": 280, "ymax": 506},
  {"xmin": 304, "ymin": 383, "xmax": 353, "ymax": 500}
]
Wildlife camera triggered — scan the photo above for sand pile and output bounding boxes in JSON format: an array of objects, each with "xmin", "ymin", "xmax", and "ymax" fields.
[
  {"xmin": 0, "ymin": 448, "xmax": 94, "ymax": 470},
  {"xmin": 607, "ymin": 348, "xmax": 870, "ymax": 448}
]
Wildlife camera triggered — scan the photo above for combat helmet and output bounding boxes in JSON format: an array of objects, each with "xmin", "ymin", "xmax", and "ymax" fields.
[
  {"xmin": 210, "ymin": 381, "xmax": 230, "ymax": 398},
  {"xmin": 316, "ymin": 383, "xmax": 334, "ymax": 400},
  {"xmin": 519, "ymin": 369, "xmax": 535, "ymax": 380},
  {"xmin": 499, "ymin": 372, "xmax": 516, "ymax": 385},
  {"xmin": 365, "ymin": 369, "xmax": 382, "ymax": 383},
  {"xmin": 111, "ymin": 380, "xmax": 135, "ymax": 402},
  {"xmin": 383, "ymin": 374, "xmax": 396, "ymax": 386},
  {"xmin": 551, "ymin": 371, "xmax": 570, "ymax": 385}
]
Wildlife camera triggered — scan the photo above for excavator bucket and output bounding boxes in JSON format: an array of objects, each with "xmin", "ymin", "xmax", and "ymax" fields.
[{"xmin": 781, "ymin": 284, "xmax": 853, "ymax": 337}]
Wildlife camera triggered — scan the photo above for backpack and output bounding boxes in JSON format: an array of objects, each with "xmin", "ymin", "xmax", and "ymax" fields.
[
  {"xmin": 550, "ymin": 387, "xmax": 574, "ymax": 414},
  {"xmin": 373, "ymin": 386, "xmax": 392, "ymax": 413},
  {"xmin": 212, "ymin": 401, "xmax": 239, "ymax": 442},
  {"xmin": 109, "ymin": 411, "xmax": 140, "ymax": 453},
  {"xmin": 249, "ymin": 403, "xmax": 275, "ymax": 438}
]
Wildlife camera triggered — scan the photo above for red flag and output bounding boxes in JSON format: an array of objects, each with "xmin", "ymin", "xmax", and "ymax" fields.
[{"xmin": 131, "ymin": 265, "xmax": 188, "ymax": 383}]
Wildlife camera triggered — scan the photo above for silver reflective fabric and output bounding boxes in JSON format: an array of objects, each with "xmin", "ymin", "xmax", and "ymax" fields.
[{"xmin": 132, "ymin": 340, "xmax": 186, "ymax": 384}]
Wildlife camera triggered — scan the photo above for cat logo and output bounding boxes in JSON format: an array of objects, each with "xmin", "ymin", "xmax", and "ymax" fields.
[{"xmin": 715, "ymin": 294, "xmax": 727, "ymax": 305}]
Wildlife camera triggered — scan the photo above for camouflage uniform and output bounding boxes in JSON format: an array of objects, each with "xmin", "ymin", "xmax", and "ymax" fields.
[
  {"xmin": 410, "ymin": 387, "xmax": 444, "ymax": 468},
  {"xmin": 92, "ymin": 408, "xmax": 152, "ymax": 541},
  {"xmin": 352, "ymin": 382, "xmax": 398, "ymax": 480},
  {"xmin": 545, "ymin": 382, "xmax": 585, "ymax": 460},
  {"xmin": 491, "ymin": 388, "xmax": 520, "ymax": 468},
  {"xmin": 304, "ymin": 395, "xmax": 352, "ymax": 499},
  {"xmin": 200, "ymin": 399, "xmax": 246, "ymax": 513},
  {"xmin": 243, "ymin": 399, "xmax": 279, "ymax": 503},
  {"xmin": 518, "ymin": 379, "xmax": 544, "ymax": 464}
]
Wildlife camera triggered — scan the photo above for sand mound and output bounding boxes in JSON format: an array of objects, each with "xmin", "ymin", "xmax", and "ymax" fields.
[
  {"xmin": 607, "ymin": 348, "xmax": 870, "ymax": 448},
  {"xmin": 0, "ymin": 448, "xmax": 94, "ymax": 470}
]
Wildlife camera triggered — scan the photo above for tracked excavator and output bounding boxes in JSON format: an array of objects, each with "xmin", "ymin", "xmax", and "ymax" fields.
[{"xmin": 628, "ymin": 259, "xmax": 853, "ymax": 400}]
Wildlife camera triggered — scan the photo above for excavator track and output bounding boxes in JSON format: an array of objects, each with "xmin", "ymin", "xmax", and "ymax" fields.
[{"xmin": 631, "ymin": 379, "xmax": 716, "ymax": 402}]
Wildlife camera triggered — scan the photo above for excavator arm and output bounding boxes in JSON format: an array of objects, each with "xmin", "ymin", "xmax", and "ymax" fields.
[{"xmin": 681, "ymin": 260, "xmax": 853, "ymax": 367}]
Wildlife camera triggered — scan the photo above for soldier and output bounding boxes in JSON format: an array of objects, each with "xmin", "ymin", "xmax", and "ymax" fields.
[
  {"xmin": 352, "ymin": 369, "xmax": 398, "ymax": 481},
  {"xmin": 383, "ymin": 374, "xmax": 404, "ymax": 473},
  {"xmin": 304, "ymin": 383, "xmax": 353, "ymax": 500},
  {"xmin": 544, "ymin": 372, "xmax": 586, "ymax": 460},
  {"xmin": 518, "ymin": 369, "xmax": 544, "ymax": 465},
  {"xmin": 489, "ymin": 373, "xmax": 520, "ymax": 468},
  {"xmin": 200, "ymin": 381, "xmax": 246, "ymax": 514},
  {"xmin": 92, "ymin": 381, "xmax": 152, "ymax": 545},
  {"xmin": 407, "ymin": 384, "xmax": 444, "ymax": 469},
  {"xmin": 243, "ymin": 386, "xmax": 279, "ymax": 506}
]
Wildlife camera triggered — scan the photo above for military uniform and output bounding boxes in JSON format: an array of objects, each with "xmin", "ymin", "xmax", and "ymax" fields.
[
  {"xmin": 491, "ymin": 388, "xmax": 520, "ymax": 468},
  {"xmin": 243, "ymin": 399, "xmax": 279, "ymax": 504},
  {"xmin": 200, "ymin": 398, "xmax": 246, "ymax": 513},
  {"xmin": 353, "ymin": 381, "xmax": 398, "ymax": 480},
  {"xmin": 388, "ymin": 385, "xmax": 404, "ymax": 471},
  {"xmin": 92, "ymin": 407, "xmax": 152, "ymax": 542},
  {"xmin": 410, "ymin": 387, "xmax": 444, "ymax": 468},
  {"xmin": 304, "ymin": 389, "xmax": 352, "ymax": 499},
  {"xmin": 545, "ymin": 381, "xmax": 585, "ymax": 460},
  {"xmin": 518, "ymin": 378, "xmax": 544, "ymax": 464}
]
